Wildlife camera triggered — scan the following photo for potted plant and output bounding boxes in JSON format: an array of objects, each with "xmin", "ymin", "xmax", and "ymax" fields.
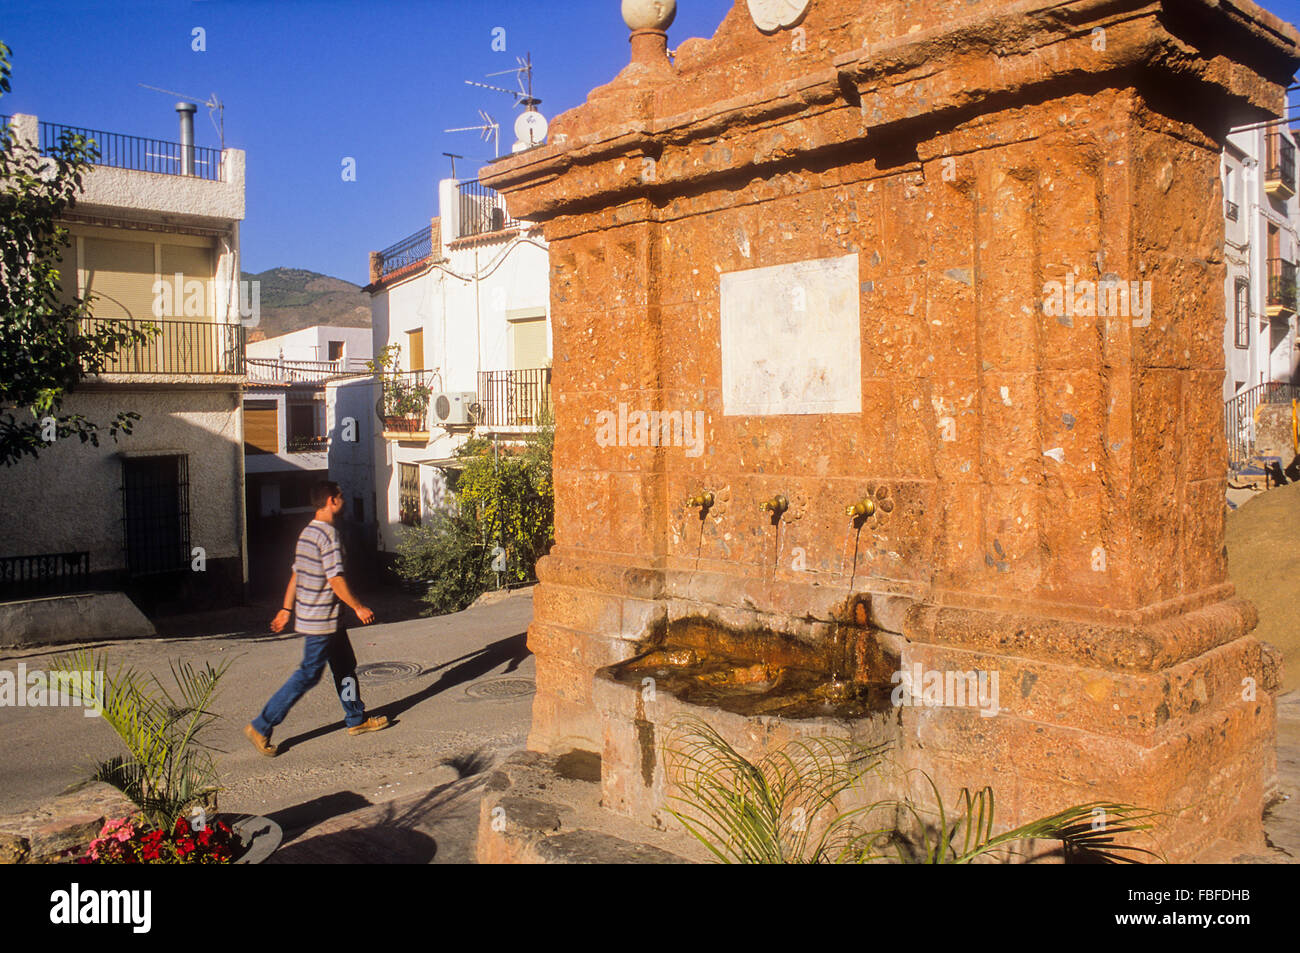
[{"xmin": 369, "ymin": 343, "xmax": 432, "ymax": 433}]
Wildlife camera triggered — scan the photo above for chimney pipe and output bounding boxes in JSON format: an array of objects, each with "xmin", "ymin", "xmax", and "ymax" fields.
[{"xmin": 176, "ymin": 102, "xmax": 196, "ymax": 175}]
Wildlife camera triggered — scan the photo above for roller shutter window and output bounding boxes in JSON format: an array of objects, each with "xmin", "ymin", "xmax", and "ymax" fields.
[
  {"xmin": 407, "ymin": 329, "xmax": 425, "ymax": 371},
  {"xmin": 82, "ymin": 237, "xmax": 155, "ymax": 322},
  {"xmin": 510, "ymin": 317, "xmax": 547, "ymax": 371},
  {"xmin": 160, "ymin": 243, "xmax": 215, "ymax": 317},
  {"xmin": 161, "ymin": 243, "xmax": 218, "ymax": 372},
  {"xmin": 244, "ymin": 400, "xmax": 279, "ymax": 455}
]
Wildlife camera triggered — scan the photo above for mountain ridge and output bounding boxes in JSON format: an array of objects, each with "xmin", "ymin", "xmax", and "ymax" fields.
[{"xmin": 241, "ymin": 267, "xmax": 370, "ymax": 341}]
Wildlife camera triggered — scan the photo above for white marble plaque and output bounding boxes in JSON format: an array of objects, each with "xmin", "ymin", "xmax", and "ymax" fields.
[{"xmin": 720, "ymin": 253, "xmax": 861, "ymax": 416}]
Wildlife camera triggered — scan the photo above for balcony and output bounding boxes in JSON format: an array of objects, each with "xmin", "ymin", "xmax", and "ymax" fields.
[
  {"xmin": 79, "ymin": 317, "xmax": 244, "ymax": 377},
  {"xmin": 457, "ymin": 179, "xmax": 519, "ymax": 239},
  {"xmin": 1266, "ymin": 258, "xmax": 1297, "ymax": 316},
  {"xmin": 287, "ymin": 434, "xmax": 329, "ymax": 454},
  {"xmin": 3, "ymin": 113, "xmax": 244, "ymax": 222},
  {"xmin": 246, "ymin": 357, "xmax": 369, "ymax": 384},
  {"xmin": 380, "ymin": 370, "xmax": 437, "ymax": 440},
  {"xmin": 477, "ymin": 367, "xmax": 552, "ymax": 429},
  {"xmin": 1265, "ymin": 133, "xmax": 1295, "ymax": 199},
  {"xmin": 39, "ymin": 119, "xmax": 224, "ymax": 180},
  {"xmin": 377, "ymin": 225, "xmax": 436, "ymax": 280}
]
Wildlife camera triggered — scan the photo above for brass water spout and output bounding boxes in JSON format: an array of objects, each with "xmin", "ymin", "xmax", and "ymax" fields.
[
  {"xmin": 759, "ymin": 494, "xmax": 789, "ymax": 519},
  {"xmin": 846, "ymin": 498, "xmax": 876, "ymax": 519},
  {"xmin": 686, "ymin": 491, "xmax": 714, "ymax": 510}
]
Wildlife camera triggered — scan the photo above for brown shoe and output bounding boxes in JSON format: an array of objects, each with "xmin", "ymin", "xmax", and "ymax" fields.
[
  {"xmin": 245, "ymin": 723, "xmax": 279, "ymax": 757},
  {"xmin": 347, "ymin": 715, "xmax": 390, "ymax": 736}
]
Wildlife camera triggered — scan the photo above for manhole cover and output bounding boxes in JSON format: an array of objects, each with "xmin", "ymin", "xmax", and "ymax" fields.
[
  {"xmin": 465, "ymin": 677, "xmax": 536, "ymax": 699},
  {"xmin": 356, "ymin": 661, "xmax": 423, "ymax": 684}
]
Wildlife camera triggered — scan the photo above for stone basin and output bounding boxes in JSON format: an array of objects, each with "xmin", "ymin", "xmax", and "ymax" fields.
[{"xmin": 593, "ymin": 610, "xmax": 903, "ymax": 828}]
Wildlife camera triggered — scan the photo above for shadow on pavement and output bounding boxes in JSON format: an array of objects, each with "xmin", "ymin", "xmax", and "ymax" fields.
[
  {"xmin": 269, "ymin": 633, "xmax": 529, "ymax": 752},
  {"xmin": 267, "ymin": 790, "xmax": 374, "ymax": 843},
  {"xmin": 265, "ymin": 772, "xmax": 493, "ymax": 864},
  {"xmin": 380, "ymin": 631, "xmax": 531, "ymax": 720}
]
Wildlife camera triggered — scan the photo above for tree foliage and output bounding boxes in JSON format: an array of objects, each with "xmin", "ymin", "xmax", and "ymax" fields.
[
  {"xmin": 0, "ymin": 41, "xmax": 157, "ymax": 466},
  {"xmin": 394, "ymin": 411, "xmax": 555, "ymax": 615}
]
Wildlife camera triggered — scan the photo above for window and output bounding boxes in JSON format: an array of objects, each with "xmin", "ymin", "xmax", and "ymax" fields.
[
  {"xmin": 328, "ymin": 340, "xmax": 344, "ymax": 361},
  {"xmin": 407, "ymin": 330, "xmax": 425, "ymax": 371},
  {"xmin": 121, "ymin": 455, "xmax": 190, "ymax": 575},
  {"xmin": 509, "ymin": 316, "xmax": 548, "ymax": 371},
  {"xmin": 1235, "ymin": 278, "xmax": 1250, "ymax": 349},
  {"xmin": 286, "ymin": 397, "xmax": 325, "ymax": 452},
  {"xmin": 399, "ymin": 463, "xmax": 421, "ymax": 526},
  {"xmin": 244, "ymin": 400, "xmax": 279, "ymax": 454}
]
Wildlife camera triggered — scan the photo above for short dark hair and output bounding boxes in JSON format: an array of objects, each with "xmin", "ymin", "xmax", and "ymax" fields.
[{"xmin": 311, "ymin": 480, "xmax": 342, "ymax": 509}]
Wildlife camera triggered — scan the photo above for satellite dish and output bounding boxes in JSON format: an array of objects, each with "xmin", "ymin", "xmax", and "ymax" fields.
[{"xmin": 513, "ymin": 110, "xmax": 548, "ymax": 152}]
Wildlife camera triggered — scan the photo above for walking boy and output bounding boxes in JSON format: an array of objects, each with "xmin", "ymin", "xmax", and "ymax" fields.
[{"xmin": 245, "ymin": 481, "xmax": 389, "ymax": 756}]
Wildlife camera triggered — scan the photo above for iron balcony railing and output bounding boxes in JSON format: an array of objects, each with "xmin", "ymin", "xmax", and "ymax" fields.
[
  {"xmin": 37, "ymin": 120, "xmax": 223, "ymax": 180},
  {"xmin": 1267, "ymin": 258, "xmax": 1297, "ymax": 313},
  {"xmin": 378, "ymin": 226, "xmax": 434, "ymax": 277},
  {"xmin": 477, "ymin": 367, "xmax": 551, "ymax": 428},
  {"xmin": 287, "ymin": 434, "xmax": 329, "ymax": 454},
  {"xmin": 380, "ymin": 370, "xmax": 438, "ymax": 434},
  {"xmin": 0, "ymin": 551, "xmax": 90, "ymax": 601},
  {"xmin": 246, "ymin": 357, "xmax": 368, "ymax": 383},
  {"xmin": 457, "ymin": 179, "xmax": 519, "ymax": 239},
  {"xmin": 1224, "ymin": 380, "xmax": 1300, "ymax": 468},
  {"xmin": 1267, "ymin": 133, "xmax": 1296, "ymax": 193},
  {"xmin": 80, "ymin": 317, "xmax": 245, "ymax": 375}
]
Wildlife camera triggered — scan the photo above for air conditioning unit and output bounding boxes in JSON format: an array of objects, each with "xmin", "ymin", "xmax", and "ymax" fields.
[{"xmin": 431, "ymin": 391, "xmax": 478, "ymax": 425}]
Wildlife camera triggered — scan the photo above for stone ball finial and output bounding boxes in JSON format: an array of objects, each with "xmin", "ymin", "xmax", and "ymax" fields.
[{"xmin": 622, "ymin": 0, "xmax": 676, "ymax": 32}]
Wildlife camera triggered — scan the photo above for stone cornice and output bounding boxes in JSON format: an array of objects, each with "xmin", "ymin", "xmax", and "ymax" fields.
[{"xmin": 481, "ymin": 0, "xmax": 1299, "ymax": 222}]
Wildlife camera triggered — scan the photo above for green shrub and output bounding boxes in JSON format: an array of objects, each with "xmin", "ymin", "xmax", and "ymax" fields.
[
  {"xmin": 394, "ymin": 414, "xmax": 554, "ymax": 614},
  {"xmin": 394, "ymin": 509, "xmax": 495, "ymax": 615}
]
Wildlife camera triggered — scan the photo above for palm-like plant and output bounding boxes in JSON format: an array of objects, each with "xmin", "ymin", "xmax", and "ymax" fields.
[
  {"xmin": 664, "ymin": 716, "xmax": 888, "ymax": 863},
  {"xmin": 53, "ymin": 650, "xmax": 231, "ymax": 828},
  {"xmin": 663, "ymin": 716, "xmax": 1165, "ymax": 864}
]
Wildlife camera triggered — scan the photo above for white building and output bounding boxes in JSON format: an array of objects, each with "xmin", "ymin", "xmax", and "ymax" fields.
[
  {"xmin": 364, "ymin": 177, "xmax": 550, "ymax": 554},
  {"xmin": 0, "ymin": 108, "xmax": 248, "ymax": 610},
  {"xmin": 246, "ymin": 324, "xmax": 372, "ymax": 371},
  {"xmin": 1222, "ymin": 120, "xmax": 1300, "ymax": 464}
]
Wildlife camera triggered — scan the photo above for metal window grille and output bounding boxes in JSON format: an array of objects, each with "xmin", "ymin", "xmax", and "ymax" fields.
[
  {"xmin": 399, "ymin": 463, "xmax": 421, "ymax": 527},
  {"xmin": 1234, "ymin": 278, "xmax": 1250, "ymax": 349},
  {"xmin": 121, "ymin": 455, "xmax": 191, "ymax": 575}
]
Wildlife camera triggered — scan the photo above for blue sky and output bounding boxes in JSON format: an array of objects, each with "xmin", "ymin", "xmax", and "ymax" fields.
[
  {"xmin": 0, "ymin": 0, "xmax": 733, "ymax": 283},
  {"xmin": 1, "ymin": 0, "xmax": 1298, "ymax": 284}
]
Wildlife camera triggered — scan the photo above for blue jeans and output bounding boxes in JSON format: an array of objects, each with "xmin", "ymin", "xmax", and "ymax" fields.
[{"xmin": 252, "ymin": 627, "xmax": 367, "ymax": 737}]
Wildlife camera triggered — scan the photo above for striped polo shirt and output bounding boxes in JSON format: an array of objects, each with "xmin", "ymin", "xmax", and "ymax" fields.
[{"xmin": 293, "ymin": 520, "xmax": 345, "ymax": 635}]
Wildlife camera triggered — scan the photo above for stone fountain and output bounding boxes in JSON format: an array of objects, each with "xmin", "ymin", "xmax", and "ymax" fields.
[{"xmin": 478, "ymin": 0, "xmax": 1300, "ymax": 860}]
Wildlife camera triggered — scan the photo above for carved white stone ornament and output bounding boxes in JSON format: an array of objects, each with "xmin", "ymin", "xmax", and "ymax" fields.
[
  {"xmin": 622, "ymin": 0, "xmax": 677, "ymax": 32},
  {"xmin": 747, "ymin": 0, "xmax": 811, "ymax": 32}
]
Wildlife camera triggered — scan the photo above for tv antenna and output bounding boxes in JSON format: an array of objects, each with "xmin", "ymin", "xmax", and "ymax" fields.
[
  {"xmin": 464, "ymin": 53, "xmax": 547, "ymax": 152},
  {"xmin": 138, "ymin": 83, "xmax": 225, "ymax": 149},
  {"xmin": 445, "ymin": 110, "xmax": 500, "ymax": 159},
  {"xmin": 442, "ymin": 152, "xmax": 465, "ymax": 178}
]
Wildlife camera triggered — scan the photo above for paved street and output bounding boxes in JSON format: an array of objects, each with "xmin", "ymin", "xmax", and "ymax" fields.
[{"xmin": 0, "ymin": 590, "xmax": 536, "ymax": 863}]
